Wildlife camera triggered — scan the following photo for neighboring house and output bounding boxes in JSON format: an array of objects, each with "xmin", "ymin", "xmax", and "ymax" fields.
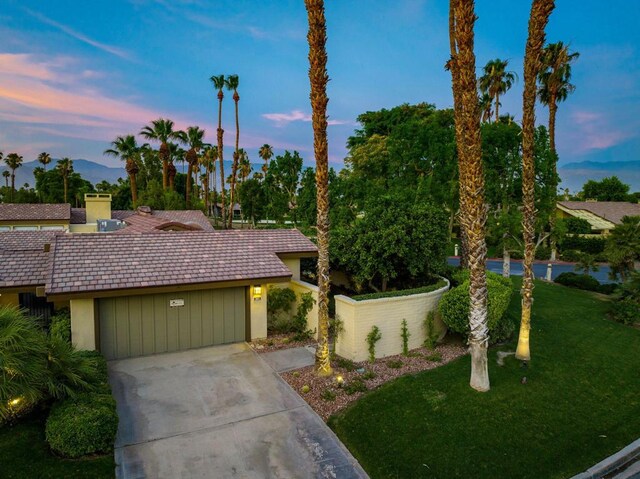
[
  {"xmin": 0, "ymin": 229, "xmax": 318, "ymax": 360},
  {"xmin": 556, "ymin": 201, "xmax": 640, "ymax": 235},
  {"xmin": 213, "ymin": 202, "xmax": 242, "ymax": 220}
]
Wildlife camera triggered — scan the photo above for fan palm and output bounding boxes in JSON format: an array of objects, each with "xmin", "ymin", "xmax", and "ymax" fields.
[
  {"xmin": 140, "ymin": 118, "xmax": 180, "ymax": 190},
  {"xmin": 167, "ymin": 143, "xmax": 184, "ymax": 190},
  {"xmin": 238, "ymin": 149, "xmax": 251, "ymax": 185},
  {"xmin": 4, "ymin": 153, "xmax": 24, "ymax": 202},
  {"xmin": 37, "ymin": 152, "xmax": 52, "ymax": 172},
  {"xmin": 259, "ymin": 144, "xmax": 273, "ymax": 177},
  {"xmin": 105, "ymin": 135, "xmax": 140, "ymax": 204},
  {"xmin": 305, "ymin": 0, "xmax": 332, "ymax": 377},
  {"xmin": 2, "ymin": 170, "xmax": 9, "ymax": 188},
  {"xmin": 515, "ymin": 0, "xmax": 556, "ymax": 362},
  {"xmin": 449, "ymin": 0, "xmax": 490, "ymax": 391},
  {"xmin": 56, "ymin": 158, "xmax": 73, "ymax": 203},
  {"xmin": 210, "ymin": 74, "xmax": 227, "ymax": 227},
  {"xmin": 479, "ymin": 59, "xmax": 517, "ymax": 122},
  {"xmin": 225, "ymin": 74, "xmax": 240, "ymax": 228},
  {"xmin": 177, "ymin": 126, "xmax": 206, "ymax": 207},
  {"xmin": 478, "ymin": 92, "xmax": 493, "ymax": 123}
]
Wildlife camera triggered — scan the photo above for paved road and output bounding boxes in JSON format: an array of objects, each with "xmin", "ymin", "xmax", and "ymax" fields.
[
  {"xmin": 448, "ymin": 257, "xmax": 617, "ymax": 283},
  {"xmin": 109, "ymin": 343, "xmax": 367, "ymax": 479}
]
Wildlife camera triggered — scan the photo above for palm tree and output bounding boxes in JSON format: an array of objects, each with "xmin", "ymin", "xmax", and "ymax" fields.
[
  {"xmin": 37, "ymin": 152, "xmax": 52, "ymax": 172},
  {"xmin": 56, "ymin": 158, "xmax": 73, "ymax": 203},
  {"xmin": 104, "ymin": 135, "xmax": 140, "ymax": 204},
  {"xmin": 225, "ymin": 74, "xmax": 240, "ymax": 228},
  {"xmin": 449, "ymin": 0, "xmax": 490, "ymax": 391},
  {"xmin": 2, "ymin": 170, "xmax": 9, "ymax": 188},
  {"xmin": 167, "ymin": 143, "xmax": 183, "ymax": 191},
  {"xmin": 238, "ymin": 149, "xmax": 251, "ymax": 185},
  {"xmin": 259, "ymin": 144, "xmax": 273, "ymax": 177},
  {"xmin": 199, "ymin": 147, "xmax": 215, "ymax": 214},
  {"xmin": 478, "ymin": 92, "xmax": 493, "ymax": 123},
  {"xmin": 177, "ymin": 126, "xmax": 206, "ymax": 207},
  {"xmin": 210, "ymin": 74, "xmax": 227, "ymax": 228},
  {"xmin": 4, "ymin": 153, "xmax": 24, "ymax": 202},
  {"xmin": 305, "ymin": 0, "xmax": 332, "ymax": 377},
  {"xmin": 140, "ymin": 118, "xmax": 180, "ymax": 190},
  {"xmin": 515, "ymin": 0, "xmax": 556, "ymax": 363},
  {"xmin": 202, "ymin": 145, "xmax": 218, "ymax": 217},
  {"xmin": 479, "ymin": 59, "xmax": 517, "ymax": 122}
]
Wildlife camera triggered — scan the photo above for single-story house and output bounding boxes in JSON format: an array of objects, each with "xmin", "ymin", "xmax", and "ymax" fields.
[
  {"xmin": 0, "ymin": 228, "xmax": 318, "ymax": 360},
  {"xmin": 556, "ymin": 201, "xmax": 640, "ymax": 235}
]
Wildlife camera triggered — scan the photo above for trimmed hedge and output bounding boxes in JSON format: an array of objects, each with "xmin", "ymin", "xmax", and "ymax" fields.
[
  {"xmin": 352, "ymin": 280, "xmax": 447, "ymax": 301},
  {"xmin": 561, "ymin": 235, "xmax": 606, "ymax": 255},
  {"xmin": 554, "ymin": 272, "xmax": 617, "ymax": 295},
  {"xmin": 45, "ymin": 393, "xmax": 118, "ymax": 458},
  {"xmin": 439, "ymin": 271, "xmax": 513, "ymax": 344}
]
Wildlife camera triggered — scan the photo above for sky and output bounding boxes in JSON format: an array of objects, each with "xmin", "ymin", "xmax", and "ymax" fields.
[{"xmin": 0, "ymin": 0, "xmax": 638, "ymax": 172}]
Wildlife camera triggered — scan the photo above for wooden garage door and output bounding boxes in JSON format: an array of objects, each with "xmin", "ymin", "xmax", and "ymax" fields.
[{"xmin": 99, "ymin": 288, "xmax": 246, "ymax": 360}]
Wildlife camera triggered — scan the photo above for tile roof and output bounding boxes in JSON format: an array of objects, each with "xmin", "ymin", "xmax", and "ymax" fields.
[
  {"xmin": 0, "ymin": 231, "xmax": 58, "ymax": 287},
  {"xmin": 70, "ymin": 208, "xmax": 86, "ymax": 224},
  {"xmin": 0, "ymin": 231, "xmax": 59, "ymax": 251},
  {"xmin": 46, "ymin": 229, "xmax": 317, "ymax": 295},
  {"xmin": 558, "ymin": 201, "xmax": 640, "ymax": 226},
  {"xmin": 70, "ymin": 208, "xmax": 213, "ymax": 231},
  {"xmin": 0, "ymin": 203, "xmax": 70, "ymax": 222},
  {"xmin": 115, "ymin": 214, "xmax": 203, "ymax": 234}
]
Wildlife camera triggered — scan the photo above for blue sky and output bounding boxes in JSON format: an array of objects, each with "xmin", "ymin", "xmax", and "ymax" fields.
[{"xmin": 0, "ymin": 0, "xmax": 638, "ymax": 173}]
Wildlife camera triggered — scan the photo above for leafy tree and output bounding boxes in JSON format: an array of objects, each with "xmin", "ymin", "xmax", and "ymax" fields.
[
  {"xmin": 479, "ymin": 59, "xmax": 517, "ymax": 122},
  {"xmin": 574, "ymin": 253, "xmax": 599, "ymax": 275},
  {"xmin": 35, "ymin": 168, "xmax": 94, "ymax": 205},
  {"xmin": 268, "ymin": 151, "xmax": 304, "ymax": 223},
  {"xmin": 605, "ymin": 216, "xmax": 640, "ymax": 281},
  {"xmin": 237, "ymin": 178, "xmax": 266, "ymax": 226},
  {"xmin": 297, "ymin": 167, "xmax": 317, "ymax": 226},
  {"xmin": 581, "ymin": 176, "xmax": 631, "ymax": 202}
]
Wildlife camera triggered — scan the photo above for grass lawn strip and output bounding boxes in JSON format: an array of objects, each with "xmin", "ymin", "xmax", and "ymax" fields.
[{"xmin": 328, "ymin": 278, "xmax": 640, "ymax": 479}]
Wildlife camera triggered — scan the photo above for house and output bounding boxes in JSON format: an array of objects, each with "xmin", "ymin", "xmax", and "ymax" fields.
[
  {"xmin": 213, "ymin": 202, "xmax": 242, "ymax": 220},
  {"xmin": 0, "ymin": 194, "xmax": 214, "ymax": 233},
  {"xmin": 556, "ymin": 201, "xmax": 640, "ymax": 235},
  {"xmin": 0, "ymin": 228, "xmax": 318, "ymax": 360}
]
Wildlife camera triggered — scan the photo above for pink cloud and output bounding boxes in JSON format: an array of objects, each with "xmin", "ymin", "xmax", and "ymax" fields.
[{"xmin": 565, "ymin": 110, "xmax": 632, "ymax": 154}]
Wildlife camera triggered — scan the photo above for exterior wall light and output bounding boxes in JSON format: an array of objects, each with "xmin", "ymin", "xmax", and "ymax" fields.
[{"xmin": 253, "ymin": 285, "xmax": 263, "ymax": 301}]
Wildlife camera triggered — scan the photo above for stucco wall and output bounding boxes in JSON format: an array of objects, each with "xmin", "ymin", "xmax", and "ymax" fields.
[
  {"xmin": 0, "ymin": 293, "xmax": 20, "ymax": 307},
  {"xmin": 282, "ymin": 258, "xmax": 301, "ymax": 281},
  {"xmin": 335, "ymin": 280, "xmax": 450, "ymax": 362},
  {"xmin": 249, "ymin": 283, "xmax": 268, "ymax": 340},
  {"xmin": 69, "ymin": 223, "xmax": 98, "ymax": 233},
  {"xmin": 70, "ymin": 298, "xmax": 97, "ymax": 351},
  {"xmin": 289, "ymin": 280, "xmax": 320, "ymax": 335}
]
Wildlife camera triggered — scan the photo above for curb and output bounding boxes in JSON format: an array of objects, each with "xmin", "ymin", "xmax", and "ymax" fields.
[{"xmin": 570, "ymin": 438, "xmax": 640, "ymax": 479}]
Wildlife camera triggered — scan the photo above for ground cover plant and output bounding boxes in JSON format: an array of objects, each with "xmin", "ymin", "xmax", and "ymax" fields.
[{"xmin": 328, "ymin": 278, "xmax": 640, "ymax": 479}]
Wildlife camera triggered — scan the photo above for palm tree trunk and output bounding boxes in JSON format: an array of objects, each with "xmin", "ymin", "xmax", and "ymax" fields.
[
  {"xmin": 495, "ymin": 92, "xmax": 500, "ymax": 122},
  {"xmin": 186, "ymin": 163, "xmax": 192, "ymax": 208},
  {"xmin": 217, "ymin": 93, "xmax": 227, "ymax": 229},
  {"xmin": 516, "ymin": 0, "xmax": 555, "ymax": 362},
  {"xmin": 305, "ymin": 0, "xmax": 332, "ymax": 377},
  {"xmin": 63, "ymin": 176, "xmax": 68, "ymax": 203},
  {"xmin": 130, "ymin": 173, "xmax": 138, "ymax": 204},
  {"xmin": 228, "ymin": 96, "xmax": 240, "ymax": 229},
  {"xmin": 10, "ymin": 172, "xmax": 15, "ymax": 202},
  {"xmin": 160, "ymin": 142, "xmax": 169, "ymax": 190},
  {"xmin": 548, "ymin": 94, "xmax": 558, "ymax": 260},
  {"xmin": 451, "ymin": 0, "xmax": 490, "ymax": 392}
]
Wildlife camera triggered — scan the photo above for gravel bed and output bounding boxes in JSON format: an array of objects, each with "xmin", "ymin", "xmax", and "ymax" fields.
[
  {"xmin": 249, "ymin": 333, "xmax": 316, "ymax": 354},
  {"xmin": 281, "ymin": 343, "xmax": 467, "ymax": 421}
]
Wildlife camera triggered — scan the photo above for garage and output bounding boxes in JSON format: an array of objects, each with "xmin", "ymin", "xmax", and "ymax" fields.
[{"xmin": 99, "ymin": 288, "xmax": 246, "ymax": 360}]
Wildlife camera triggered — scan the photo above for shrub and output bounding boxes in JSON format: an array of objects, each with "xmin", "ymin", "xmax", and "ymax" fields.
[
  {"xmin": 400, "ymin": 319, "xmax": 410, "ymax": 356},
  {"xmin": 423, "ymin": 311, "xmax": 439, "ymax": 350},
  {"xmin": 565, "ymin": 217, "xmax": 592, "ymax": 235},
  {"xmin": 352, "ymin": 280, "xmax": 447, "ymax": 301},
  {"xmin": 535, "ymin": 246, "xmax": 551, "ymax": 261},
  {"xmin": 49, "ymin": 308, "xmax": 71, "ymax": 343},
  {"xmin": 267, "ymin": 287, "xmax": 296, "ymax": 333},
  {"xmin": 386, "ymin": 359, "xmax": 403, "ymax": 369},
  {"xmin": 554, "ymin": 272, "xmax": 600, "ymax": 292},
  {"xmin": 425, "ymin": 352, "xmax": 442, "ymax": 362},
  {"xmin": 561, "ymin": 235, "xmax": 606, "ymax": 255},
  {"xmin": 321, "ymin": 389, "xmax": 336, "ymax": 402},
  {"xmin": 344, "ymin": 378, "xmax": 367, "ymax": 395},
  {"xmin": 45, "ymin": 393, "xmax": 118, "ymax": 458},
  {"xmin": 334, "ymin": 355, "xmax": 357, "ymax": 372},
  {"xmin": 439, "ymin": 271, "xmax": 514, "ymax": 344},
  {"xmin": 560, "ymin": 249, "xmax": 583, "ymax": 262},
  {"xmin": 366, "ymin": 326, "xmax": 382, "ymax": 363},
  {"xmin": 361, "ymin": 370, "xmax": 376, "ymax": 380},
  {"xmin": 610, "ymin": 300, "xmax": 640, "ymax": 326}
]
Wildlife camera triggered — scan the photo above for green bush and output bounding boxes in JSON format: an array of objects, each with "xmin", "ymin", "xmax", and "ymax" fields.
[
  {"xmin": 423, "ymin": 311, "xmax": 439, "ymax": 350},
  {"xmin": 344, "ymin": 378, "xmax": 367, "ymax": 395},
  {"xmin": 352, "ymin": 280, "xmax": 447, "ymax": 301},
  {"xmin": 45, "ymin": 393, "xmax": 118, "ymax": 458},
  {"xmin": 366, "ymin": 326, "xmax": 382, "ymax": 363},
  {"xmin": 610, "ymin": 300, "xmax": 640, "ymax": 325},
  {"xmin": 49, "ymin": 308, "xmax": 71, "ymax": 343},
  {"xmin": 554, "ymin": 272, "xmax": 600, "ymax": 292},
  {"xmin": 560, "ymin": 249, "xmax": 582, "ymax": 262},
  {"xmin": 266, "ymin": 287, "xmax": 296, "ymax": 333},
  {"xmin": 565, "ymin": 217, "xmax": 592, "ymax": 235},
  {"xmin": 535, "ymin": 246, "xmax": 552, "ymax": 261},
  {"xmin": 561, "ymin": 235, "xmax": 606, "ymax": 255},
  {"xmin": 438, "ymin": 271, "xmax": 513, "ymax": 344}
]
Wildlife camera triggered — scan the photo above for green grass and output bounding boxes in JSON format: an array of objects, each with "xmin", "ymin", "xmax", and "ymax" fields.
[
  {"xmin": 0, "ymin": 411, "xmax": 115, "ymax": 478},
  {"xmin": 329, "ymin": 278, "xmax": 640, "ymax": 479}
]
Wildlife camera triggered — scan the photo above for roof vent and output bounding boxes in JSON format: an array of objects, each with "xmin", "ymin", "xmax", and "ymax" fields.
[
  {"xmin": 137, "ymin": 206, "xmax": 152, "ymax": 216},
  {"xmin": 97, "ymin": 219, "xmax": 126, "ymax": 232}
]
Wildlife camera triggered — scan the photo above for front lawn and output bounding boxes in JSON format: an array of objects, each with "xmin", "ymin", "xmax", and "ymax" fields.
[
  {"xmin": 328, "ymin": 278, "xmax": 640, "ymax": 479},
  {"xmin": 0, "ymin": 411, "xmax": 115, "ymax": 479}
]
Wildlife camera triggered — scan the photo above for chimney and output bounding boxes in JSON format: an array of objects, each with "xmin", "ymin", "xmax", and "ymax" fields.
[
  {"xmin": 137, "ymin": 205, "xmax": 152, "ymax": 216},
  {"xmin": 84, "ymin": 193, "xmax": 112, "ymax": 224}
]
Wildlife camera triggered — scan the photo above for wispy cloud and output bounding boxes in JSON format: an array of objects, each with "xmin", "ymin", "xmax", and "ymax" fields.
[
  {"xmin": 567, "ymin": 110, "xmax": 633, "ymax": 154},
  {"xmin": 262, "ymin": 109, "xmax": 351, "ymax": 128},
  {"xmin": 23, "ymin": 9, "xmax": 131, "ymax": 60}
]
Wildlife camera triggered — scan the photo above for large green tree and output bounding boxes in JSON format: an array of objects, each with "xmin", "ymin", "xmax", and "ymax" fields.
[{"xmin": 581, "ymin": 176, "xmax": 631, "ymax": 202}]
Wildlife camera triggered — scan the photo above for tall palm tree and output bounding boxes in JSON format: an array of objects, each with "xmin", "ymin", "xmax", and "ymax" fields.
[
  {"xmin": 2, "ymin": 170, "xmax": 9, "ymax": 188},
  {"xmin": 305, "ymin": 0, "xmax": 332, "ymax": 377},
  {"xmin": 238, "ymin": 149, "xmax": 251, "ymax": 185},
  {"xmin": 516, "ymin": 0, "xmax": 556, "ymax": 362},
  {"xmin": 4, "ymin": 153, "xmax": 23, "ymax": 202},
  {"xmin": 177, "ymin": 126, "xmax": 206, "ymax": 207},
  {"xmin": 225, "ymin": 74, "xmax": 240, "ymax": 228},
  {"xmin": 210, "ymin": 74, "xmax": 227, "ymax": 228},
  {"xmin": 478, "ymin": 58, "xmax": 517, "ymax": 122},
  {"xmin": 37, "ymin": 152, "xmax": 52, "ymax": 172},
  {"xmin": 166, "ymin": 143, "xmax": 183, "ymax": 191},
  {"xmin": 258, "ymin": 144, "xmax": 273, "ymax": 177},
  {"xmin": 56, "ymin": 158, "xmax": 73, "ymax": 203},
  {"xmin": 538, "ymin": 41, "xmax": 579, "ymax": 259},
  {"xmin": 140, "ymin": 118, "xmax": 180, "ymax": 190},
  {"xmin": 449, "ymin": 0, "xmax": 490, "ymax": 391},
  {"xmin": 200, "ymin": 146, "xmax": 216, "ymax": 214},
  {"xmin": 104, "ymin": 135, "xmax": 140, "ymax": 204},
  {"xmin": 478, "ymin": 92, "xmax": 493, "ymax": 123}
]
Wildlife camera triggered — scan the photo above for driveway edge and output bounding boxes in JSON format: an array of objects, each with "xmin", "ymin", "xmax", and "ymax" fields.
[{"xmin": 570, "ymin": 437, "xmax": 640, "ymax": 479}]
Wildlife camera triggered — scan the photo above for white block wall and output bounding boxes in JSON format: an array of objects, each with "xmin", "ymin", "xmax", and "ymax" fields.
[
  {"xmin": 335, "ymin": 280, "xmax": 450, "ymax": 362},
  {"xmin": 289, "ymin": 280, "xmax": 320, "ymax": 337}
]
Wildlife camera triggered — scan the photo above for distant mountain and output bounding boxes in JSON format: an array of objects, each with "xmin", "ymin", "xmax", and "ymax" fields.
[
  {"xmin": 559, "ymin": 160, "xmax": 640, "ymax": 193},
  {"xmin": 0, "ymin": 159, "xmax": 126, "ymax": 188}
]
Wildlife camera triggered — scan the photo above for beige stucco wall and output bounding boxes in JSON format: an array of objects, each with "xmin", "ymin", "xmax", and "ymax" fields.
[
  {"xmin": 70, "ymin": 298, "xmax": 97, "ymax": 351},
  {"xmin": 289, "ymin": 280, "xmax": 320, "ymax": 336},
  {"xmin": 249, "ymin": 283, "xmax": 268, "ymax": 340},
  {"xmin": 282, "ymin": 258, "xmax": 301, "ymax": 281},
  {"xmin": 335, "ymin": 280, "xmax": 450, "ymax": 362},
  {"xmin": 69, "ymin": 223, "xmax": 98, "ymax": 233},
  {"xmin": 0, "ymin": 293, "xmax": 20, "ymax": 307},
  {"xmin": 85, "ymin": 194, "xmax": 112, "ymax": 223}
]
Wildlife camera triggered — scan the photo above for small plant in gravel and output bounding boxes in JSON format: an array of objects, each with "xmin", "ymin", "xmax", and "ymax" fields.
[
  {"xmin": 321, "ymin": 389, "xmax": 337, "ymax": 402},
  {"xmin": 401, "ymin": 319, "xmax": 410, "ymax": 356},
  {"xmin": 344, "ymin": 378, "xmax": 367, "ymax": 395},
  {"xmin": 333, "ymin": 355, "xmax": 357, "ymax": 372},
  {"xmin": 361, "ymin": 370, "xmax": 377, "ymax": 380},
  {"xmin": 423, "ymin": 311, "xmax": 439, "ymax": 350},
  {"xmin": 425, "ymin": 352, "xmax": 442, "ymax": 362},
  {"xmin": 292, "ymin": 371, "xmax": 300, "ymax": 377},
  {"xmin": 301, "ymin": 385, "xmax": 310, "ymax": 394},
  {"xmin": 386, "ymin": 359, "xmax": 403, "ymax": 369},
  {"xmin": 366, "ymin": 325, "xmax": 382, "ymax": 363}
]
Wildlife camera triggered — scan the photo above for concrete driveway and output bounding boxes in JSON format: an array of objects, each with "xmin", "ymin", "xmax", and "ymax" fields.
[{"xmin": 108, "ymin": 343, "xmax": 367, "ymax": 479}]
